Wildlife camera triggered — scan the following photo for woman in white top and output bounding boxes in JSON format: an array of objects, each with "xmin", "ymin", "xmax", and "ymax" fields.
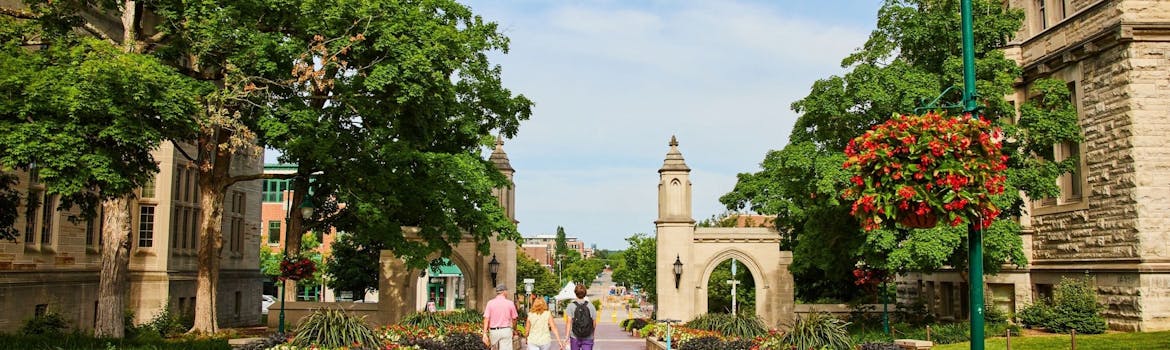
[{"xmin": 525, "ymin": 298, "xmax": 565, "ymax": 350}]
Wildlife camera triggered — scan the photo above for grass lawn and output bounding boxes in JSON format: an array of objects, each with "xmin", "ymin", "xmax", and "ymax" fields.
[{"xmin": 934, "ymin": 330, "xmax": 1170, "ymax": 350}]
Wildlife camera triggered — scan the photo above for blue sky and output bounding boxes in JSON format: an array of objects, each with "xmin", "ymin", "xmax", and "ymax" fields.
[
  {"xmin": 467, "ymin": 0, "xmax": 882, "ymax": 250},
  {"xmin": 267, "ymin": 0, "xmax": 882, "ymax": 250}
]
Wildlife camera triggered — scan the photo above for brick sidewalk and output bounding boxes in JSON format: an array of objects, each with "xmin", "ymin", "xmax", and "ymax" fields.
[{"xmin": 546, "ymin": 316, "xmax": 644, "ymax": 350}]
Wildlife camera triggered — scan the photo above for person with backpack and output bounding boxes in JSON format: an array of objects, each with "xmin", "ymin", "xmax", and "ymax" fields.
[{"xmin": 562, "ymin": 284, "xmax": 597, "ymax": 350}]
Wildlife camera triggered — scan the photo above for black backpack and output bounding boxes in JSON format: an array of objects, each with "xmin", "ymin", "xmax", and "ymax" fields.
[{"xmin": 571, "ymin": 301, "xmax": 594, "ymax": 338}]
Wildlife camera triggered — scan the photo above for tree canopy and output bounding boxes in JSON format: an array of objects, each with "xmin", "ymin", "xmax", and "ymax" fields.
[
  {"xmin": 618, "ymin": 233, "xmax": 657, "ymax": 303},
  {"xmin": 516, "ymin": 252, "xmax": 559, "ymax": 297},
  {"xmin": 3, "ymin": 0, "xmax": 531, "ymax": 332},
  {"xmin": 721, "ymin": 0, "xmax": 1080, "ymax": 302}
]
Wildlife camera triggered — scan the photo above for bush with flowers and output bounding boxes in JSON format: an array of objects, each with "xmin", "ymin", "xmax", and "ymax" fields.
[
  {"xmin": 279, "ymin": 256, "xmax": 317, "ymax": 281},
  {"xmin": 843, "ymin": 111, "xmax": 1008, "ymax": 231}
]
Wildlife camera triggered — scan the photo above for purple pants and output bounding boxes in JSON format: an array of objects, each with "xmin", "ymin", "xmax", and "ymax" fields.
[{"xmin": 569, "ymin": 337, "xmax": 594, "ymax": 350}]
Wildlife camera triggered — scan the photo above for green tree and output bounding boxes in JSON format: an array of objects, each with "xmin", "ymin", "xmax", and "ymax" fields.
[
  {"xmin": 622, "ymin": 233, "xmax": 657, "ymax": 303},
  {"xmin": 324, "ymin": 233, "xmax": 381, "ymax": 296},
  {"xmin": 721, "ymin": 0, "xmax": 1079, "ymax": 302},
  {"xmin": 563, "ymin": 258, "xmax": 606, "ymax": 286},
  {"xmin": 0, "ymin": 6, "xmax": 204, "ymax": 336},
  {"xmin": 516, "ymin": 252, "xmax": 558, "ymax": 297},
  {"xmin": 5, "ymin": 0, "xmax": 530, "ymax": 333}
]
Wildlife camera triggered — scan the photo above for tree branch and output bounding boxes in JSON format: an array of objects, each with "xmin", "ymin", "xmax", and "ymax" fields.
[
  {"xmin": 0, "ymin": 7, "xmax": 38, "ymax": 19},
  {"xmin": 171, "ymin": 140, "xmax": 198, "ymax": 163},
  {"xmin": 82, "ymin": 22, "xmax": 118, "ymax": 45}
]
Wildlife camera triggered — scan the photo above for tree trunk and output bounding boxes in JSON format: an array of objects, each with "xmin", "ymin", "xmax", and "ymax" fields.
[
  {"xmin": 95, "ymin": 197, "xmax": 132, "ymax": 337},
  {"xmin": 281, "ymin": 178, "xmax": 308, "ymax": 301},
  {"xmin": 190, "ymin": 186, "xmax": 225, "ymax": 333}
]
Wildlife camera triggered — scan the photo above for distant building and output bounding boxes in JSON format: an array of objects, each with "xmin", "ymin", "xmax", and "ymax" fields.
[{"xmin": 522, "ymin": 234, "xmax": 591, "ymax": 266}]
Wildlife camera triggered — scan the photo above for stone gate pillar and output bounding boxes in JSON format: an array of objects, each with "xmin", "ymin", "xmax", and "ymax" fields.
[{"xmin": 655, "ymin": 136, "xmax": 697, "ymax": 322}]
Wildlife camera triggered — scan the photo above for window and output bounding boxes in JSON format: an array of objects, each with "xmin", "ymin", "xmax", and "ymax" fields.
[
  {"xmin": 1059, "ymin": 0, "xmax": 1068, "ymax": 19},
  {"xmin": 234, "ymin": 291, "xmax": 242, "ymax": 317},
  {"xmin": 35, "ymin": 304, "xmax": 48, "ymax": 317},
  {"xmin": 989, "ymin": 283, "xmax": 1016, "ymax": 315},
  {"xmin": 1036, "ymin": 0, "xmax": 1047, "ymax": 30},
  {"xmin": 268, "ymin": 221, "xmax": 281, "ymax": 244},
  {"xmin": 263, "ymin": 179, "xmax": 289, "ymax": 202},
  {"xmin": 1057, "ymin": 142, "xmax": 1082, "ymax": 201},
  {"xmin": 86, "ymin": 206, "xmax": 104, "ymax": 248},
  {"xmin": 140, "ymin": 175, "xmax": 156, "ymax": 199},
  {"xmin": 138, "ymin": 205, "xmax": 156, "ymax": 247},
  {"xmin": 228, "ymin": 191, "xmax": 245, "ymax": 253},
  {"xmin": 24, "ymin": 190, "xmax": 41, "ymax": 244},
  {"xmin": 1034, "ymin": 284, "xmax": 1054, "ymax": 301},
  {"xmin": 40, "ymin": 194, "xmax": 56, "ymax": 245}
]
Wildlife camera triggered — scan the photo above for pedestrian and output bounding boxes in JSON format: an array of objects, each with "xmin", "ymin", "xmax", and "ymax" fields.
[
  {"xmin": 562, "ymin": 284, "xmax": 597, "ymax": 350},
  {"xmin": 483, "ymin": 283, "xmax": 518, "ymax": 350},
  {"xmin": 524, "ymin": 298, "xmax": 565, "ymax": 350}
]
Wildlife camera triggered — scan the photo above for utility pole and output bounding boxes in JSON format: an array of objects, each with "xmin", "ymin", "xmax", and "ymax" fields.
[{"xmin": 960, "ymin": 1, "xmax": 984, "ymax": 349}]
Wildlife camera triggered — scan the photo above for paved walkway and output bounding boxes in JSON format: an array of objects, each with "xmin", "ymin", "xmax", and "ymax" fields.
[
  {"xmin": 545, "ymin": 316, "xmax": 643, "ymax": 350},
  {"xmin": 536, "ymin": 270, "xmax": 646, "ymax": 349}
]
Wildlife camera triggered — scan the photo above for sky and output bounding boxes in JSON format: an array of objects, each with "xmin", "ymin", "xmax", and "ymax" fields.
[{"xmin": 267, "ymin": 0, "xmax": 883, "ymax": 250}]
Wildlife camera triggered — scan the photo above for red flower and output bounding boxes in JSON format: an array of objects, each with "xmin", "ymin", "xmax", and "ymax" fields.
[{"xmin": 843, "ymin": 112, "xmax": 1006, "ymax": 231}]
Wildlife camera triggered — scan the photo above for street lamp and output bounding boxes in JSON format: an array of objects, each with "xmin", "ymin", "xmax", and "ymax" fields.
[
  {"xmin": 523, "ymin": 278, "xmax": 534, "ymax": 311},
  {"xmin": 488, "ymin": 254, "xmax": 500, "ymax": 287},
  {"xmin": 672, "ymin": 255, "xmax": 683, "ymax": 289},
  {"xmin": 278, "ymin": 183, "xmax": 313, "ymax": 334}
]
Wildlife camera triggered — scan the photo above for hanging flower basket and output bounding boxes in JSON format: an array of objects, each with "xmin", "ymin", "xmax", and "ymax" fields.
[
  {"xmin": 279, "ymin": 256, "xmax": 316, "ymax": 281},
  {"xmin": 896, "ymin": 205, "xmax": 938, "ymax": 229},
  {"xmin": 842, "ymin": 112, "xmax": 1008, "ymax": 231}
]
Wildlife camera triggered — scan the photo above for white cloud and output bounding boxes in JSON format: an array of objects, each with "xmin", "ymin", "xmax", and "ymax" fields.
[{"xmin": 464, "ymin": 0, "xmax": 877, "ymax": 249}]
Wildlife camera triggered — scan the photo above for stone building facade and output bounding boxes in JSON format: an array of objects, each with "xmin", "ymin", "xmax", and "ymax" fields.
[
  {"xmin": 0, "ymin": 142, "xmax": 264, "ymax": 332},
  {"xmin": 900, "ymin": 0, "xmax": 1170, "ymax": 331}
]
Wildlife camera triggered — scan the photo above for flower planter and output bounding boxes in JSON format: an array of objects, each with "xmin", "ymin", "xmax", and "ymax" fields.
[
  {"xmin": 896, "ymin": 208, "xmax": 937, "ymax": 229},
  {"xmin": 843, "ymin": 112, "xmax": 1008, "ymax": 231}
]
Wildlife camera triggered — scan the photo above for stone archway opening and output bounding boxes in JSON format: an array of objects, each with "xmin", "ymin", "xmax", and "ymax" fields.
[{"xmin": 704, "ymin": 258, "xmax": 757, "ymax": 315}]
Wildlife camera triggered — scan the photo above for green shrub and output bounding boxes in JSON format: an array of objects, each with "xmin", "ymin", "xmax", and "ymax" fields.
[
  {"xmin": 894, "ymin": 299, "xmax": 935, "ymax": 326},
  {"xmin": 21, "ymin": 313, "xmax": 68, "ymax": 335},
  {"xmin": 983, "ymin": 303, "xmax": 1009, "ymax": 324},
  {"xmin": 1015, "ymin": 277, "xmax": 1106, "ymax": 334},
  {"xmin": 929, "ymin": 322, "xmax": 971, "ymax": 345},
  {"xmin": 591, "ymin": 299, "xmax": 601, "ymax": 311},
  {"xmin": 399, "ymin": 309, "xmax": 483, "ymax": 329},
  {"xmin": 291, "ymin": 308, "xmax": 381, "ymax": 349},
  {"xmin": 1016, "ymin": 301, "xmax": 1053, "ymax": 329},
  {"xmin": 685, "ymin": 313, "xmax": 766, "ymax": 339},
  {"xmin": 780, "ymin": 312, "xmax": 851, "ymax": 350},
  {"xmin": 1047, "ymin": 277, "xmax": 1106, "ymax": 334},
  {"xmin": 144, "ymin": 308, "xmax": 193, "ymax": 337}
]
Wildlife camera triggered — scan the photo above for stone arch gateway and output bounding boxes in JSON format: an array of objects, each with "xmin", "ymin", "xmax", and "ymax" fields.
[{"xmin": 654, "ymin": 136, "xmax": 795, "ymax": 327}]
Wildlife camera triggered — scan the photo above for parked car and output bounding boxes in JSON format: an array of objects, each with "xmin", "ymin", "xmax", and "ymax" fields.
[{"xmin": 261, "ymin": 295, "xmax": 276, "ymax": 315}]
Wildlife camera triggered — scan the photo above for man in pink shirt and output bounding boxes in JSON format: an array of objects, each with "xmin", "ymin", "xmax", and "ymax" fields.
[{"xmin": 482, "ymin": 283, "xmax": 518, "ymax": 349}]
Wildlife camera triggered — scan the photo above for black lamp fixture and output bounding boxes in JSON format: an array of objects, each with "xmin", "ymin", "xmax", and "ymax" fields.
[
  {"xmin": 673, "ymin": 255, "xmax": 683, "ymax": 289},
  {"xmin": 488, "ymin": 254, "xmax": 500, "ymax": 287}
]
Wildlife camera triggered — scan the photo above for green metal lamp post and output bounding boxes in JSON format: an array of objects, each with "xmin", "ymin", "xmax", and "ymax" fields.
[
  {"xmin": 960, "ymin": 0, "xmax": 985, "ymax": 349},
  {"xmin": 278, "ymin": 187, "xmax": 314, "ymax": 334}
]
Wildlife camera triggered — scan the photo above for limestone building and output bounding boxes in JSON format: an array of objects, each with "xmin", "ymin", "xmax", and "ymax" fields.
[
  {"xmin": 0, "ymin": 142, "xmax": 264, "ymax": 332},
  {"xmin": 900, "ymin": 0, "xmax": 1170, "ymax": 331}
]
